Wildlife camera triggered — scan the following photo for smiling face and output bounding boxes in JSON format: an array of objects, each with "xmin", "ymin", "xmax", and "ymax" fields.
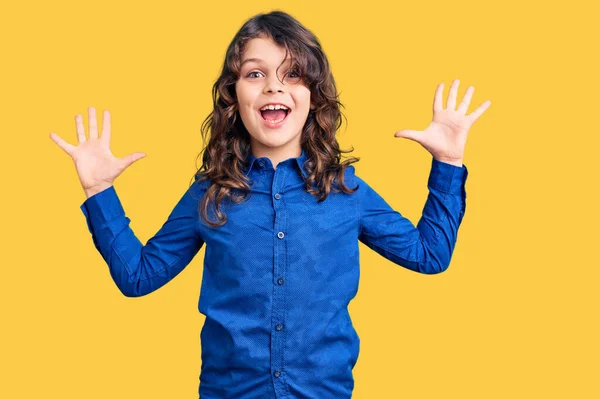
[{"xmin": 235, "ymin": 36, "xmax": 313, "ymax": 164}]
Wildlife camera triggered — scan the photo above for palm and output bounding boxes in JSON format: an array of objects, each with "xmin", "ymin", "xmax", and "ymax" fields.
[
  {"xmin": 394, "ymin": 80, "xmax": 491, "ymax": 164},
  {"xmin": 49, "ymin": 107, "xmax": 146, "ymax": 190},
  {"xmin": 418, "ymin": 117, "xmax": 468, "ymax": 162},
  {"xmin": 71, "ymin": 139, "xmax": 124, "ymax": 190}
]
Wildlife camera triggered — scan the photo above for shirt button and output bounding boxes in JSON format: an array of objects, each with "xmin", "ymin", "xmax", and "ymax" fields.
[
  {"xmin": 276, "ymin": 323, "xmax": 284, "ymax": 331},
  {"xmin": 274, "ymin": 193, "xmax": 281, "ymax": 200},
  {"xmin": 277, "ymin": 231, "xmax": 284, "ymax": 239},
  {"xmin": 277, "ymin": 277, "xmax": 284, "ymax": 285},
  {"xmin": 259, "ymin": 161, "xmax": 265, "ymax": 167},
  {"xmin": 273, "ymin": 370, "xmax": 281, "ymax": 378}
]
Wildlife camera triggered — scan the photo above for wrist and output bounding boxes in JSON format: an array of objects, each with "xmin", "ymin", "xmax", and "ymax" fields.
[
  {"xmin": 445, "ymin": 160, "xmax": 463, "ymax": 167},
  {"xmin": 83, "ymin": 183, "xmax": 112, "ymax": 199},
  {"xmin": 434, "ymin": 157, "xmax": 463, "ymax": 168}
]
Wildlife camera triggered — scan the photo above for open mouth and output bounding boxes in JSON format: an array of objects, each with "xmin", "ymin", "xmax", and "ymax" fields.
[{"xmin": 259, "ymin": 108, "xmax": 291, "ymax": 124}]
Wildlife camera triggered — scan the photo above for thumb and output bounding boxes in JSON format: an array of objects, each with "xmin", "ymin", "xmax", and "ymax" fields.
[
  {"xmin": 121, "ymin": 152, "xmax": 147, "ymax": 169},
  {"xmin": 394, "ymin": 129, "xmax": 419, "ymax": 142}
]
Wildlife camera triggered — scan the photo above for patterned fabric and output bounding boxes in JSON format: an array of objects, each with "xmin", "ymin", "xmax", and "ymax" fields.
[{"xmin": 80, "ymin": 148, "xmax": 468, "ymax": 398}]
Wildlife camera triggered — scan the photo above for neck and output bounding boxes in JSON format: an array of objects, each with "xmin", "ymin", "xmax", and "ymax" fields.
[{"xmin": 250, "ymin": 140, "xmax": 302, "ymax": 170}]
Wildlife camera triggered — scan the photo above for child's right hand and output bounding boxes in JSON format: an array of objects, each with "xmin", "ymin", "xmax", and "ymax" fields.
[{"xmin": 49, "ymin": 106, "xmax": 147, "ymax": 198}]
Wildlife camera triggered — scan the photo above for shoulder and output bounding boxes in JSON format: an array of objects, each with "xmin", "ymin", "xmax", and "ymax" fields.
[
  {"xmin": 188, "ymin": 175, "xmax": 212, "ymax": 199},
  {"xmin": 343, "ymin": 164, "xmax": 366, "ymax": 190},
  {"xmin": 343, "ymin": 166, "xmax": 384, "ymax": 205},
  {"xmin": 342, "ymin": 164, "xmax": 356, "ymax": 181}
]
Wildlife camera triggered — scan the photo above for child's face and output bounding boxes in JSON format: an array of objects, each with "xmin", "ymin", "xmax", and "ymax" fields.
[{"xmin": 235, "ymin": 37, "xmax": 313, "ymax": 157}]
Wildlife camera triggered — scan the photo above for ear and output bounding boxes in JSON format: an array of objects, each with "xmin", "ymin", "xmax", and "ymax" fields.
[{"xmin": 310, "ymin": 103, "xmax": 316, "ymax": 110}]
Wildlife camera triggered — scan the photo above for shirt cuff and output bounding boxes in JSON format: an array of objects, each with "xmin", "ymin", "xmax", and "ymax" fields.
[
  {"xmin": 80, "ymin": 185, "xmax": 125, "ymax": 227},
  {"xmin": 427, "ymin": 157, "xmax": 468, "ymax": 195}
]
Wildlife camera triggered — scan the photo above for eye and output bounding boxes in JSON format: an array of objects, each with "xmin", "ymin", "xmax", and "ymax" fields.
[
  {"xmin": 246, "ymin": 71, "xmax": 263, "ymax": 79},
  {"xmin": 245, "ymin": 70, "xmax": 301, "ymax": 80}
]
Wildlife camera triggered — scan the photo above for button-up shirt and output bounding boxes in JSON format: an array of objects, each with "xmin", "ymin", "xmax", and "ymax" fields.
[{"xmin": 80, "ymin": 149, "xmax": 468, "ymax": 398}]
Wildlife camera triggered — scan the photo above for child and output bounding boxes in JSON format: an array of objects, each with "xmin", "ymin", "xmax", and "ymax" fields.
[{"xmin": 49, "ymin": 10, "xmax": 490, "ymax": 399}]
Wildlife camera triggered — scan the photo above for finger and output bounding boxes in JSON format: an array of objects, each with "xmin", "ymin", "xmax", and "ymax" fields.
[
  {"xmin": 447, "ymin": 79, "xmax": 460, "ymax": 110},
  {"xmin": 121, "ymin": 152, "xmax": 147, "ymax": 169},
  {"xmin": 49, "ymin": 132, "xmax": 76, "ymax": 157},
  {"xmin": 88, "ymin": 106, "xmax": 98, "ymax": 139},
  {"xmin": 433, "ymin": 82, "xmax": 444, "ymax": 113},
  {"xmin": 75, "ymin": 114, "xmax": 86, "ymax": 143},
  {"xmin": 101, "ymin": 109, "xmax": 111, "ymax": 144},
  {"xmin": 457, "ymin": 86, "xmax": 475, "ymax": 114},
  {"xmin": 467, "ymin": 100, "xmax": 492, "ymax": 124},
  {"xmin": 394, "ymin": 129, "xmax": 419, "ymax": 142}
]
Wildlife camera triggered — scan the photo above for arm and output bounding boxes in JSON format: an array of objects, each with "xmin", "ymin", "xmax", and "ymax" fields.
[
  {"xmin": 80, "ymin": 182, "xmax": 205, "ymax": 297},
  {"xmin": 357, "ymin": 157, "xmax": 468, "ymax": 274}
]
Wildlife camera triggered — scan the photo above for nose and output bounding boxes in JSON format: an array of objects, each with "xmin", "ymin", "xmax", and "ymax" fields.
[{"xmin": 263, "ymin": 73, "xmax": 286, "ymax": 94}]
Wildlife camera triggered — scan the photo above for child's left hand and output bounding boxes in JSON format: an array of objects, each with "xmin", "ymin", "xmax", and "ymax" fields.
[{"xmin": 393, "ymin": 80, "xmax": 491, "ymax": 167}]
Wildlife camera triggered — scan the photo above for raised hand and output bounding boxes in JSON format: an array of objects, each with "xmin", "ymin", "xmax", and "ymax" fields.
[
  {"xmin": 394, "ymin": 80, "xmax": 491, "ymax": 167},
  {"xmin": 49, "ymin": 107, "xmax": 147, "ymax": 197}
]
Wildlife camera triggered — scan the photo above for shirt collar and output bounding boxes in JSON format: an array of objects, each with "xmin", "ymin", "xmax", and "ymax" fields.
[{"xmin": 244, "ymin": 148, "xmax": 309, "ymax": 179}]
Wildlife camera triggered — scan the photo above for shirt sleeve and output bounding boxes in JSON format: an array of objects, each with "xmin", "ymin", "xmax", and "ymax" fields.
[
  {"xmin": 356, "ymin": 157, "xmax": 468, "ymax": 274},
  {"xmin": 80, "ymin": 182, "xmax": 205, "ymax": 297}
]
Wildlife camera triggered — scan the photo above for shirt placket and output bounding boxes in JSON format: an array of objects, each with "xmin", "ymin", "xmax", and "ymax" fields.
[{"xmin": 269, "ymin": 163, "xmax": 291, "ymax": 398}]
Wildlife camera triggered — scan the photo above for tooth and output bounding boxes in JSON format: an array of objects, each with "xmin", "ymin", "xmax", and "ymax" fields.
[{"xmin": 260, "ymin": 104, "xmax": 289, "ymax": 111}]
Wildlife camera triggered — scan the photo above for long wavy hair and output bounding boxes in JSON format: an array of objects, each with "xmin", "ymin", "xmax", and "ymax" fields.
[{"xmin": 191, "ymin": 10, "xmax": 359, "ymax": 228}]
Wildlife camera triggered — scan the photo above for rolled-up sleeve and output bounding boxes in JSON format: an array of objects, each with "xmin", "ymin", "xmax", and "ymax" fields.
[
  {"xmin": 80, "ymin": 183, "xmax": 205, "ymax": 296},
  {"xmin": 357, "ymin": 157, "xmax": 468, "ymax": 274}
]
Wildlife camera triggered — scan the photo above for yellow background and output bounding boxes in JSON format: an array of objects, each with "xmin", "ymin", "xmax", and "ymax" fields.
[{"xmin": 1, "ymin": 0, "xmax": 598, "ymax": 397}]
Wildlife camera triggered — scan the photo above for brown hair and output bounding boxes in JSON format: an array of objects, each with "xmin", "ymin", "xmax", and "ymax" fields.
[{"xmin": 191, "ymin": 10, "xmax": 359, "ymax": 227}]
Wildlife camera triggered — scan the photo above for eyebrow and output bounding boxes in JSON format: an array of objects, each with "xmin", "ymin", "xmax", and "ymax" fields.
[{"xmin": 240, "ymin": 57, "xmax": 292, "ymax": 68}]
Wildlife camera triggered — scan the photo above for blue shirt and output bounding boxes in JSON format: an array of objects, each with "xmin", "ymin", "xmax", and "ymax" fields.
[{"xmin": 80, "ymin": 149, "xmax": 468, "ymax": 398}]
